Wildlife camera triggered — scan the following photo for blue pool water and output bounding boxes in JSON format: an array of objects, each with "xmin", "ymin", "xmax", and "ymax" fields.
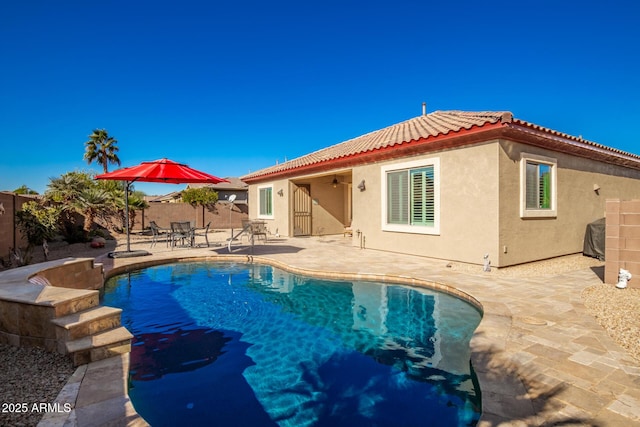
[{"xmin": 103, "ymin": 262, "xmax": 482, "ymax": 426}]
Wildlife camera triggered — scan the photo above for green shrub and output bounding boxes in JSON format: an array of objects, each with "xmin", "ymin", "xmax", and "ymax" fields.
[{"xmin": 15, "ymin": 201, "xmax": 61, "ymax": 246}]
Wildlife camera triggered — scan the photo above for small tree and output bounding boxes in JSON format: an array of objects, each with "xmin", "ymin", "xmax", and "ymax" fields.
[
  {"xmin": 14, "ymin": 201, "xmax": 62, "ymax": 265},
  {"xmin": 15, "ymin": 201, "xmax": 61, "ymax": 245},
  {"xmin": 181, "ymin": 187, "xmax": 219, "ymax": 207},
  {"xmin": 181, "ymin": 187, "xmax": 219, "ymax": 226}
]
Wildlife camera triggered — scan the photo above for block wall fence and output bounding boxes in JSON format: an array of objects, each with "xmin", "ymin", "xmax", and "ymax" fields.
[
  {"xmin": 605, "ymin": 199, "xmax": 640, "ymax": 289},
  {"xmin": 0, "ymin": 192, "xmax": 33, "ymax": 258},
  {"xmin": 0, "ymin": 192, "xmax": 248, "ymax": 261}
]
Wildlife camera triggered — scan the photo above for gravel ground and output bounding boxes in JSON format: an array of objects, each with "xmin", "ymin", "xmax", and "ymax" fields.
[
  {"xmin": 0, "ymin": 239, "xmax": 637, "ymax": 426},
  {"xmin": 582, "ymin": 283, "xmax": 640, "ymax": 364},
  {"xmin": 0, "ymin": 344, "xmax": 74, "ymax": 427}
]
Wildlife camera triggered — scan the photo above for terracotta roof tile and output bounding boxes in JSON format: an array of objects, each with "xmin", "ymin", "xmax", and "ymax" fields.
[
  {"xmin": 241, "ymin": 110, "xmax": 640, "ymax": 181},
  {"xmin": 242, "ymin": 111, "xmax": 509, "ymax": 180}
]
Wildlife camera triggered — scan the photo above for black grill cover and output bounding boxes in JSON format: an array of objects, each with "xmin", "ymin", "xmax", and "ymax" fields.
[{"xmin": 583, "ymin": 218, "xmax": 605, "ymax": 260}]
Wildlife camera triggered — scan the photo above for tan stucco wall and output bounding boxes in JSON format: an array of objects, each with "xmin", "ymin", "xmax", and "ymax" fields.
[
  {"xmin": 301, "ymin": 177, "xmax": 348, "ymax": 235},
  {"xmin": 248, "ymin": 175, "xmax": 351, "ymax": 237},
  {"xmin": 247, "ymin": 139, "xmax": 640, "ymax": 267},
  {"xmin": 497, "ymin": 140, "xmax": 640, "ymax": 266},
  {"xmin": 350, "ymin": 142, "xmax": 501, "ymax": 265},
  {"xmin": 247, "ymin": 178, "xmax": 290, "ymax": 237}
]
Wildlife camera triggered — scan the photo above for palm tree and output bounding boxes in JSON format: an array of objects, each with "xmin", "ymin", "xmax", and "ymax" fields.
[
  {"xmin": 84, "ymin": 129, "xmax": 121, "ymax": 173},
  {"xmin": 74, "ymin": 187, "xmax": 111, "ymax": 232},
  {"xmin": 13, "ymin": 185, "xmax": 39, "ymax": 195},
  {"xmin": 46, "ymin": 171, "xmax": 91, "ymax": 206},
  {"xmin": 46, "ymin": 171, "xmax": 118, "ymax": 235}
]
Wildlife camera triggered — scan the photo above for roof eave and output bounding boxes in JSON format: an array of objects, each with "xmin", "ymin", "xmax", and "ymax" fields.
[
  {"xmin": 503, "ymin": 122, "xmax": 640, "ymax": 171},
  {"xmin": 242, "ymin": 119, "xmax": 640, "ymax": 184},
  {"xmin": 242, "ymin": 122, "xmax": 506, "ymax": 183}
]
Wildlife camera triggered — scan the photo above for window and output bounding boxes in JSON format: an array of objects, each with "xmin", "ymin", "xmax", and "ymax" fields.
[
  {"xmin": 381, "ymin": 158, "xmax": 440, "ymax": 234},
  {"xmin": 258, "ymin": 186, "xmax": 273, "ymax": 218},
  {"xmin": 520, "ymin": 153, "xmax": 557, "ymax": 218}
]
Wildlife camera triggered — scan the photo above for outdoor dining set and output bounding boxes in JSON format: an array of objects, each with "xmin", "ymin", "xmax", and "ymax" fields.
[
  {"xmin": 149, "ymin": 221, "xmax": 210, "ymax": 249},
  {"xmin": 147, "ymin": 219, "xmax": 270, "ymax": 250}
]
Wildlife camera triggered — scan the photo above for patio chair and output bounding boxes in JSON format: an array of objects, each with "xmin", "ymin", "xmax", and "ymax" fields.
[
  {"xmin": 193, "ymin": 222, "xmax": 211, "ymax": 247},
  {"xmin": 149, "ymin": 221, "xmax": 169, "ymax": 248},
  {"xmin": 251, "ymin": 221, "xmax": 268, "ymax": 243},
  {"xmin": 170, "ymin": 221, "xmax": 194, "ymax": 249},
  {"xmin": 238, "ymin": 219, "xmax": 252, "ymax": 243}
]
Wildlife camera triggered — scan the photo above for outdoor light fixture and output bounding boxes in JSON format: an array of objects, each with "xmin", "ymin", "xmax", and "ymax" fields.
[
  {"xmin": 357, "ymin": 180, "xmax": 366, "ymax": 191},
  {"xmin": 332, "ymin": 177, "xmax": 339, "ymax": 188},
  {"xmin": 277, "ymin": 189, "xmax": 284, "ymax": 197}
]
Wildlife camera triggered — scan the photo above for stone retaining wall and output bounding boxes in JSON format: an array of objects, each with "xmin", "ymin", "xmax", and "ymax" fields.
[
  {"xmin": 30, "ymin": 258, "xmax": 103, "ymax": 290},
  {"xmin": 0, "ymin": 258, "xmax": 102, "ymax": 351}
]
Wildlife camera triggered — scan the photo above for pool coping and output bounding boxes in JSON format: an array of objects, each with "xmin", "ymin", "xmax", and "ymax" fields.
[{"xmin": 33, "ymin": 243, "xmax": 640, "ymax": 426}]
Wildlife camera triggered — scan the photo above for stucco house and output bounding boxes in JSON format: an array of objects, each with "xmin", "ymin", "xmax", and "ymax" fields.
[{"xmin": 241, "ymin": 110, "xmax": 640, "ymax": 268}]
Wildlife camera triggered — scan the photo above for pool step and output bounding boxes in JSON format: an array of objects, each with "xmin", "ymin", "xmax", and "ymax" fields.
[
  {"xmin": 52, "ymin": 306, "xmax": 124, "ymax": 342},
  {"xmin": 50, "ymin": 288, "xmax": 101, "ymax": 318},
  {"xmin": 65, "ymin": 326, "xmax": 133, "ymax": 366},
  {"xmin": 50, "ymin": 300, "xmax": 132, "ymax": 366}
]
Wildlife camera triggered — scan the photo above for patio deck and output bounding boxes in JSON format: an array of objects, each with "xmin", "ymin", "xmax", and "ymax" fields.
[{"xmin": 42, "ymin": 233, "xmax": 640, "ymax": 425}]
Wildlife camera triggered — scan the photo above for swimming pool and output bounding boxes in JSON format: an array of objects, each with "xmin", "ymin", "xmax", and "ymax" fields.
[{"xmin": 103, "ymin": 262, "xmax": 482, "ymax": 426}]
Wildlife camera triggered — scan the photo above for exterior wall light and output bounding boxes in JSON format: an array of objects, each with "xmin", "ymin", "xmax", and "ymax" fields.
[{"xmin": 357, "ymin": 180, "xmax": 366, "ymax": 191}]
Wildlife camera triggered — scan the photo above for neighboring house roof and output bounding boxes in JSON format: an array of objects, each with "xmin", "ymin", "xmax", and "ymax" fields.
[
  {"xmin": 149, "ymin": 177, "xmax": 249, "ymax": 204},
  {"xmin": 187, "ymin": 177, "xmax": 248, "ymax": 191},
  {"xmin": 146, "ymin": 191, "xmax": 182, "ymax": 203},
  {"xmin": 241, "ymin": 110, "xmax": 640, "ymax": 182}
]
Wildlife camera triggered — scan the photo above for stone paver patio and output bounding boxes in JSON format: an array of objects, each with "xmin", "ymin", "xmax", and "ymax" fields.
[{"xmin": 11, "ymin": 231, "xmax": 640, "ymax": 426}]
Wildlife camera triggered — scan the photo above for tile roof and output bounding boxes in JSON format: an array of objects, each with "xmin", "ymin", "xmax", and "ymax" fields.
[
  {"xmin": 242, "ymin": 110, "xmax": 640, "ymax": 181},
  {"xmin": 187, "ymin": 177, "xmax": 248, "ymax": 190}
]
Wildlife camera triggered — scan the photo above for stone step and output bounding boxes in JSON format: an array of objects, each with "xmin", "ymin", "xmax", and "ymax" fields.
[
  {"xmin": 51, "ymin": 306, "xmax": 123, "ymax": 342},
  {"xmin": 51, "ymin": 289, "xmax": 100, "ymax": 318},
  {"xmin": 65, "ymin": 327, "xmax": 133, "ymax": 366}
]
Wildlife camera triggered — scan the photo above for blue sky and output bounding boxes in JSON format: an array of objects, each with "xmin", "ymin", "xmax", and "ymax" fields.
[{"xmin": 1, "ymin": 1, "xmax": 639, "ymax": 195}]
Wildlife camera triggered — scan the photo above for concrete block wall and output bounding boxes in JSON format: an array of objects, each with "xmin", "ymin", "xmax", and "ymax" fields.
[
  {"xmin": 133, "ymin": 202, "xmax": 249, "ymax": 231},
  {"xmin": 1, "ymin": 193, "xmax": 249, "ymax": 260},
  {"xmin": 0, "ymin": 192, "xmax": 33, "ymax": 258},
  {"xmin": 605, "ymin": 199, "xmax": 640, "ymax": 288}
]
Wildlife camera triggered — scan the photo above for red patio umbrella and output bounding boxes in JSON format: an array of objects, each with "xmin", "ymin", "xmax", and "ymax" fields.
[{"xmin": 95, "ymin": 158, "xmax": 228, "ymax": 256}]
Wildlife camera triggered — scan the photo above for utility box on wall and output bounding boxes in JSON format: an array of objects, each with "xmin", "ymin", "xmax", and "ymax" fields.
[{"xmin": 605, "ymin": 199, "xmax": 640, "ymax": 288}]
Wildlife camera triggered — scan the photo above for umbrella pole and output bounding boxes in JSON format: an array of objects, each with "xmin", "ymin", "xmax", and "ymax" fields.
[{"xmin": 125, "ymin": 181, "xmax": 131, "ymax": 252}]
